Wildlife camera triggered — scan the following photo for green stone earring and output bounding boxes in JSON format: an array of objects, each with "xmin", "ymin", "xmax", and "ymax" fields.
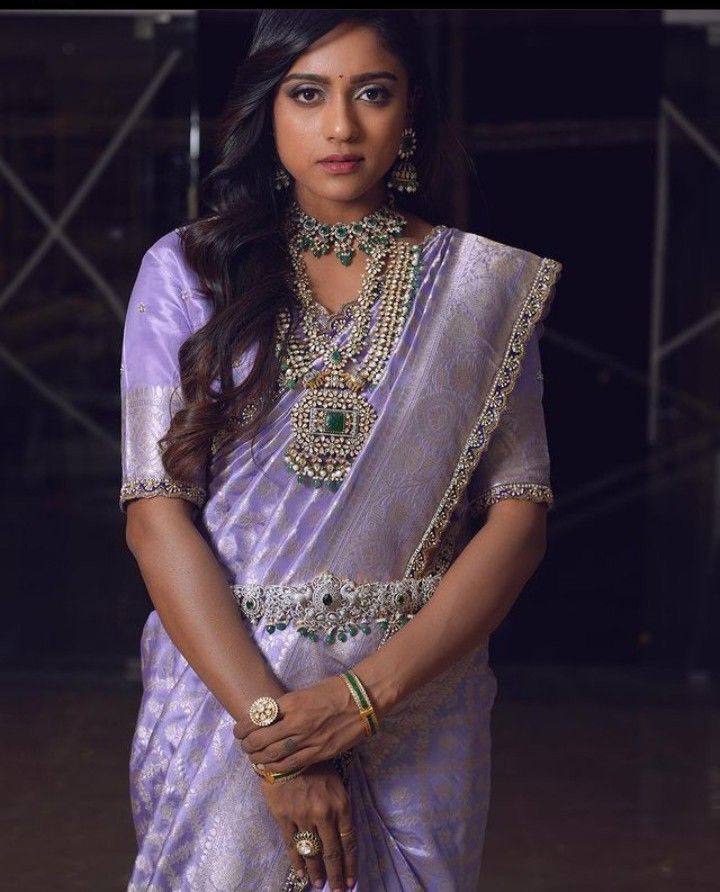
[{"xmin": 387, "ymin": 127, "xmax": 419, "ymax": 194}]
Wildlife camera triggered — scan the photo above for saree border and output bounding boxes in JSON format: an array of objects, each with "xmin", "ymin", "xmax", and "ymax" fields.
[{"xmin": 404, "ymin": 256, "xmax": 562, "ymax": 578}]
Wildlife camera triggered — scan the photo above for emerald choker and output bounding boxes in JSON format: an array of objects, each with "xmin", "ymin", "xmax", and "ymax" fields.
[{"xmin": 286, "ymin": 200, "xmax": 407, "ymax": 267}]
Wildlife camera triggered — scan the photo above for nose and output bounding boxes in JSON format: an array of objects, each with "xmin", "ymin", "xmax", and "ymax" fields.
[{"xmin": 323, "ymin": 94, "xmax": 360, "ymax": 144}]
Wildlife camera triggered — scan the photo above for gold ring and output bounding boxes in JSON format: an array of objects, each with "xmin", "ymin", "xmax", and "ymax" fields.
[
  {"xmin": 339, "ymin": 829, "xmax": 355, "ymax": 839},
  {"xmin": 293, "ymin": 829, "xmax": 323, "ymax": 857},
  {"xmin": 248, "ymin": 695, "xmax": 280, "ymax": 727}
]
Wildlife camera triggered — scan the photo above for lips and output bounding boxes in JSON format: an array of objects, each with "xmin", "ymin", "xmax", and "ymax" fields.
[
  {"xmin": 318, "ymin": 155, "xmax": 364, "ymax": 174},
  {"xmin": 319, "ymin": 154, "xmax": 363, "ymax": 162}
]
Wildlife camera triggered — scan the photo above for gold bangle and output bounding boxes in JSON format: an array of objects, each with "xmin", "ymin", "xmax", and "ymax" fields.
[
  {"xmin": 251, "ymin": 761, "xmax": 306, "ymax": 784},
  {"xmin": 340, "ymin": 669, "xmax": 380, "ymax": 737}
]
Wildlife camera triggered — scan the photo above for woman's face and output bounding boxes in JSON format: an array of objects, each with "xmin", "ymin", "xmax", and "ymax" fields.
[{"xmin": 272, "ymin": 21, "xmax": 410, "ymax": 217}]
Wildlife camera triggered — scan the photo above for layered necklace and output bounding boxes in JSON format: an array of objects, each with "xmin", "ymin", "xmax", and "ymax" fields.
[{"xmin": 275, "ymin": 200, "xmax": 422, "ymax": 491}]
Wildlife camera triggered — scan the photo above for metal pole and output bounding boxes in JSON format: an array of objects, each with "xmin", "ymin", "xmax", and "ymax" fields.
[{"xmin": 647, "ymin": 107, "xmax": 668, "ymax": 446}]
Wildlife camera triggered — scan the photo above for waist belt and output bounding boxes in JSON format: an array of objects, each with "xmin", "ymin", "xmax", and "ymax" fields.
[{"xmin": 230, "ymin": 572, "xmax": 443, "ymax": 646}]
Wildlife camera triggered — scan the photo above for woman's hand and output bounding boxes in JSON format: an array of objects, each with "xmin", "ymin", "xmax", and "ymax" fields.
[
  {"xmin": 233, "ymin": 675, "xmax": 367, "ymax": 774},
  {"xmin": 261, "ymin": 759, "xmax": 358, "ymax": 891}
]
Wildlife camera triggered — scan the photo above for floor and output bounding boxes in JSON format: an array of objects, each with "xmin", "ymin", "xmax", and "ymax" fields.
[{"xmin": 2, "ymin": 664, "xmax": 718, "ymax": 892}]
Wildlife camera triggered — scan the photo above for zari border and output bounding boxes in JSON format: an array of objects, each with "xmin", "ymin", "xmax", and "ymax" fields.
[
  {"xmin": 469, "ymin": 482, "xmax": 555, "ymax": 516},
  {"xmin": 119, "ymin": 476, "xmax": 206, "ymax": 513},
  {"xmin": 404, "ymin": 256, "xmax": 562, "ymax": 578}
]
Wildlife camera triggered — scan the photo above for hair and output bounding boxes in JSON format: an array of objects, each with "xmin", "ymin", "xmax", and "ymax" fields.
[{"xmin": 160, "ymin": 9, "xmax": 463, "ymax": 489}]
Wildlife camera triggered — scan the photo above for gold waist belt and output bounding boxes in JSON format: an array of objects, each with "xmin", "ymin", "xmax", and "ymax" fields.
[{"xmin": 230, "ymin": 572, "xmax": 443, "ymax": 646}]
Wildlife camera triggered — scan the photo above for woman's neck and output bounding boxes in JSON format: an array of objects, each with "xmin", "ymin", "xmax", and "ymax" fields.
[{"xmin": 292, "ymin": 185, "xmax": 390, "ymax": 224}]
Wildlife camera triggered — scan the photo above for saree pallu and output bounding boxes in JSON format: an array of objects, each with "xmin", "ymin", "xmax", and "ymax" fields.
[{"xmin": 119, "ymin": 225, "xmax": 561, "ymax": 891}]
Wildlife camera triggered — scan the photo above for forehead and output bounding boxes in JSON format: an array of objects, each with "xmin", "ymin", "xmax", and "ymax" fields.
[{"xmin": 287, "ymin": 22, "xmax": 405, "ymax": 78}]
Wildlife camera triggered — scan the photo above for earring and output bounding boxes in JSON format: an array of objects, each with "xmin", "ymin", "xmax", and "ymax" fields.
[
  {"xmin": 387, "ymin": 127, "xmax": 419, "ymax": 194},
  {"xmin": 274, "ymin": 165, "xmax": 291, "ymax": 191}
]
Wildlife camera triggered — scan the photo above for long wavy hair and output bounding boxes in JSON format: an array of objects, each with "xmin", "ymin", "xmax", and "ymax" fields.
[{"xmin": 160, "ymin": 9, "xmax": 461, "ymax": 488}]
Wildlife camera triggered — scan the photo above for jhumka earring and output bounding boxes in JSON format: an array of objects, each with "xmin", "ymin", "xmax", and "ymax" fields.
[
  {"xmin": 274, "ymin": 165, "xmax": 291, "ymax": 191},
  {"xmin": 387, "ymin": 127, "xmax": 419, "ymax": 194}
]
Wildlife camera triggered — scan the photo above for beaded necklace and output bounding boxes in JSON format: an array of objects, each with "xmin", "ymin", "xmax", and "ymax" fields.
[
  {"xmin": 276, "ymin": 206, "xmax": 422, "ymax": 491},
  {"xmin": 286, "ymin": 199, "xmax": 406, "ymax": 267}
]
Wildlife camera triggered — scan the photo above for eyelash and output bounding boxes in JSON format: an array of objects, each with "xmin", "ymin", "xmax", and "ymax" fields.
[{"xmin": 289, "ymin": 85, "xmax": 391, "ymax": 105}]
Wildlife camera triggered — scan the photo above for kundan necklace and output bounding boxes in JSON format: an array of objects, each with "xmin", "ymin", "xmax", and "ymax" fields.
[
  {"xmin": 276, "ymin": 203, "xmax": 422, "ymax": 491},
  {"xmin": 286, "ymin": 199, "xmax": 406, "ymax": 266}
]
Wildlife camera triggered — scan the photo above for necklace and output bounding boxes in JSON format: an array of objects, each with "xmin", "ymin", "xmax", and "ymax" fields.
[
  {"xmin": 286, "ymin": 199, "xmax": 407, "ymax": 267},
  {"xmin": 276, "ymin": 233, "xmax": 421, "ymax": 491}
]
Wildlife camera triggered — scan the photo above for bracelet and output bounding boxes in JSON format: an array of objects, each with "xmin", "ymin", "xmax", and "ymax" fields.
[
  {"xmin": 340, "ymin": 669, "xmax": 380, "ymax": 737},
  {"xmin": 251, "ymin": 761, "xmax": 307, "ymax": 785}
]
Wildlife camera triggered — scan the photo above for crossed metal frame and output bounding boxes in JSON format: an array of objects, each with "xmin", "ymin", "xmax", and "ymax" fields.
[
  {"xmin": 648, "ymin": 97, "xmax": 720, "ymax": 446},
  {"xmin": 0, "ymin": 47, "xmax": 182, "ymax": 455}
]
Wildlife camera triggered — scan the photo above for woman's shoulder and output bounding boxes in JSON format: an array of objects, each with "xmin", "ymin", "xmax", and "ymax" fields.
[
  {"xmin": 139, "ymin": 225, "xmax": 202, "ymax": 293},
  {"xmin": 445, "ymin": 225, "xmax": 561, "ymax": 271}
]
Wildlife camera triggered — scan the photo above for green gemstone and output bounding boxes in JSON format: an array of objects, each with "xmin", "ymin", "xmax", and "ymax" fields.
[
  {"xmin": 325, "ymin": 633, "xmax": 336, "ymax": 645},
  {"xmin": 309, "ymin": 632, "xmax": 318, "ymax": 641},
  {"xmin": 335, "ymin": 225, "xmax": 349, "ymax": 239},
  {"xmin": 330, "ymin": 350, "xmax": 342, "ymax": 364},
  {"xmin": 298, "ymin": 627, "xmax": 308, "ymax": 636},
  {"xmin": 297, "ymin": 474, "xmax": 306, "ymax": 484},
  {"xmin": 324, "ymin": 410, "xmax": 346, "ymax": 434},
  {"xmin": 397, "ymin": 594, "xmax": 405, "ymax": 603},
  {"xmin": 360, "ymin": 624, "xmax": 371, "ymax": 635},
  {"xmin": 348, "ymin": 626, "xmax": 358, "ymax": 637},
  {"xmin": 266, "ymin": 624, "xmax": 275, "ymax": 634},
  {"xmin": 313, "ymin": 478, "xmax": 323, "ymax": 488},
  {"xmin": 338, "ymin": 249, "xmax": 354, "ymax": 266},
  {"xmin": 378, "ymin": 620, "xmax": 388, "ymax": 630},
  {"xmin": 322, "ymin": 593, "xmax": 333, "ymax": 606},
  {"xmin": 276, "ymin": 622, "xmax": 287, "ymax": 631},
  {"xmin": 338, "ymin": 631, "xmax": 347, "ymax": 642},
  {"xmin": 328, "ymin": 480, "xmax": 341, "ymax": 492}
]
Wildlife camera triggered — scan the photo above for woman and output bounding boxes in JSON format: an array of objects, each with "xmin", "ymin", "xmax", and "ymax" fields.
[{"xmin": 120, "ymin": 9, "xmax": 561, "ymax": 892}]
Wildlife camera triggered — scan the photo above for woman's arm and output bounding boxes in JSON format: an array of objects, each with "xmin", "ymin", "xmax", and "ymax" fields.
[
  {"xmin": 235, "ymin": 497, "xmax": 547, "ymax": 776},
  {"xmin": 352, "ymin": 498, "xmax": 548, "ymax": 717},
  {"xmin": 125, "ymin": 495, "xmax": 287, "ymax": 721}
]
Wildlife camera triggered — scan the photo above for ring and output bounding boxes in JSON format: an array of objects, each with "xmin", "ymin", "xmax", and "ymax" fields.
[
  {"xmin": 293, "ymin": 829, "xmax": 323, "ymax": 857},
  {"xmin": 339, "ymin": 829, "xmax": 355, "ymax": 839},
  {"xmin": 249, "ymin": 695, "xmax": 280, "ymax": 727}
]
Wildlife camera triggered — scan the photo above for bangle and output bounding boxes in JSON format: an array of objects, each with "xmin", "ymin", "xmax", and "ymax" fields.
[
  {"xmin": 340, "ymin": 669, "xmax": 380, "ymax": 737},
  {"xmin": 251, "ymin": 761, "xmax": 306, "ymax": 784}
]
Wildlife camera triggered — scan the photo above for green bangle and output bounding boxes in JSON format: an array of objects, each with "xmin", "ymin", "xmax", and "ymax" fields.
[{"xmin": 341, "ymin": 669, "xmax": 380, "ymax": 736}]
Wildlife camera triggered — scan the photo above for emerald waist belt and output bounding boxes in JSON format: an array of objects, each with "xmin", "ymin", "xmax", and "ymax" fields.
[{"xmin": 230, "ymin": 572, "xmax": 443, "ymax": 646}]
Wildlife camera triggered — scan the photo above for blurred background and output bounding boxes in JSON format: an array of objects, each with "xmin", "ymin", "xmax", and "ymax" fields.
[{"xmin": 1, "ymin": 8, "xmax": 718, "ymax": 891}]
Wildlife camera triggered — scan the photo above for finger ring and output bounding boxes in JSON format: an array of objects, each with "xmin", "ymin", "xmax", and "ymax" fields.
[
  {"xmin": 293, "ymin": 829, "xmax": 323, "ymax": 857},
  {"xmin": 339, "ymin": 829, "xmax": 355, "ymax": 839},
  {"xmin": 248, "ymin": 696, "xmax": 280, "ymax": 727}
]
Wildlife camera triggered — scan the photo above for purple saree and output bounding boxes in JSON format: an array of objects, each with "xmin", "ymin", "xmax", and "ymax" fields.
[{"xmin": 119, "ymin": 224, "xmax": 561, "ymax": 891}]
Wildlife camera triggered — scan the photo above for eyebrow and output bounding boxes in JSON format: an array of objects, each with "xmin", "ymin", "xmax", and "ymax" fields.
[{"xmin": 281, "ymin": 70, "xmax": 398, "ymax": 86}]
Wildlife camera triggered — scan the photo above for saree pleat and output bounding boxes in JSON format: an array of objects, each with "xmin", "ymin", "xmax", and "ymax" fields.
[{"xmin": 120, "ymin": 225, "xmax": 560, "ymax": 890}]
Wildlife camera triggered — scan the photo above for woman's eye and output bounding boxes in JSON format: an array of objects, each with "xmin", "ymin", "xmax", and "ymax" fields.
[
  {"xmin": 291, "ymin": 86, "xmax": 322, "ymax": 103},
  {"xmin": 357, "ymin": 85, "xmax": 391, "ymax": 103}
]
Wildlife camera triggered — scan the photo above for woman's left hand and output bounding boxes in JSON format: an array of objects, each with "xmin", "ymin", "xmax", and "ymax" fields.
[{"xmin": 233, "ymin": 675, "xmax": 368, "ymax": 774}]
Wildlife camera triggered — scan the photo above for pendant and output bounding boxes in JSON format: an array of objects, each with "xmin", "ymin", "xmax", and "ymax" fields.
[{"xmin": 284, "ymin": 368, "xmax": 377, "ymax": 490}]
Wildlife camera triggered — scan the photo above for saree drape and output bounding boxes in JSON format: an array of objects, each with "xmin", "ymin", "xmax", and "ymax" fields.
[{"xmin": 120, "ymin": 224, "xmax": 561, "ymax": 891}]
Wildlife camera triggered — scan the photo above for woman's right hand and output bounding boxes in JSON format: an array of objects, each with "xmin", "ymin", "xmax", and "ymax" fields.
[{"xmin": 261, "ymin": 760, "xmax": 357, "ymax": 891}]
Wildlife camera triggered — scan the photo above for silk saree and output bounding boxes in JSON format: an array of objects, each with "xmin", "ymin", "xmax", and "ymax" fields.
[{"xmin": 119, "ymin": 223, "xmax": 561, "ymax": 891}]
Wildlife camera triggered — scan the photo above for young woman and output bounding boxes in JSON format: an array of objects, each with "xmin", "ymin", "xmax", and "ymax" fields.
[{"xmin": 120, "ymin": 10, "xmax": 561, "ymax": 892}]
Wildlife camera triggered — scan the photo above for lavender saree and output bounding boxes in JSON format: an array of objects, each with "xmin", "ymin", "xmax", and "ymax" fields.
[{"xmin": 119, "ymin": 224, "xmax": 561, "ymax": 891}]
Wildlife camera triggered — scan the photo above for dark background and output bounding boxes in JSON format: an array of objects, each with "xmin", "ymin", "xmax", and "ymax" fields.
[{"xmin": 0, "ymin": 8, "xmax": 718, "ymax": 679}]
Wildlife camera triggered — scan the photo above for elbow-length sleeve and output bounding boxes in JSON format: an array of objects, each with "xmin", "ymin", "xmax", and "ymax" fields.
[
  {"xmin": 466, "ymin": 318, "xmax": 555, "ymax": 518},
  {"xmin": 119, "ymin": 239, "xmax": 207, "ymax": 514}
]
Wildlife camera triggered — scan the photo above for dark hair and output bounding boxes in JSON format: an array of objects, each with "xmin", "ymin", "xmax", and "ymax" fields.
[{"xmin": 160, "ymin": 9, "xmax": 458, "ymax": 488}]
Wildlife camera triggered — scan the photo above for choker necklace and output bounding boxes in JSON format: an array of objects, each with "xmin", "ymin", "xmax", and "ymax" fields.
[{"xmin": 286, "ymin": 199, "xmax": 407, "ymax": 267}]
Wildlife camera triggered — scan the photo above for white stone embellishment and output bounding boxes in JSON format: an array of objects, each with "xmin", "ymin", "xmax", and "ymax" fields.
[
  {"xmin": 138, "ymin": 303, "xmax": 146, "ymax": 312},
  {"xmin": 248, "ymin": 695, "xmax": 280, "ymax": 727},
  {"xmin": 469, "ymin": 482, "xmax": 554, "ymax": 515},
  {"xmin": 231, "ymin": 571, "xmax": 443, "ymax": 643}
]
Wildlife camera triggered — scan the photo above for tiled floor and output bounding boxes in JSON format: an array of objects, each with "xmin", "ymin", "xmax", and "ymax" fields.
[{"xmin": 2, "ymin": 664, "xmax": 718, "ymax": 891}]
